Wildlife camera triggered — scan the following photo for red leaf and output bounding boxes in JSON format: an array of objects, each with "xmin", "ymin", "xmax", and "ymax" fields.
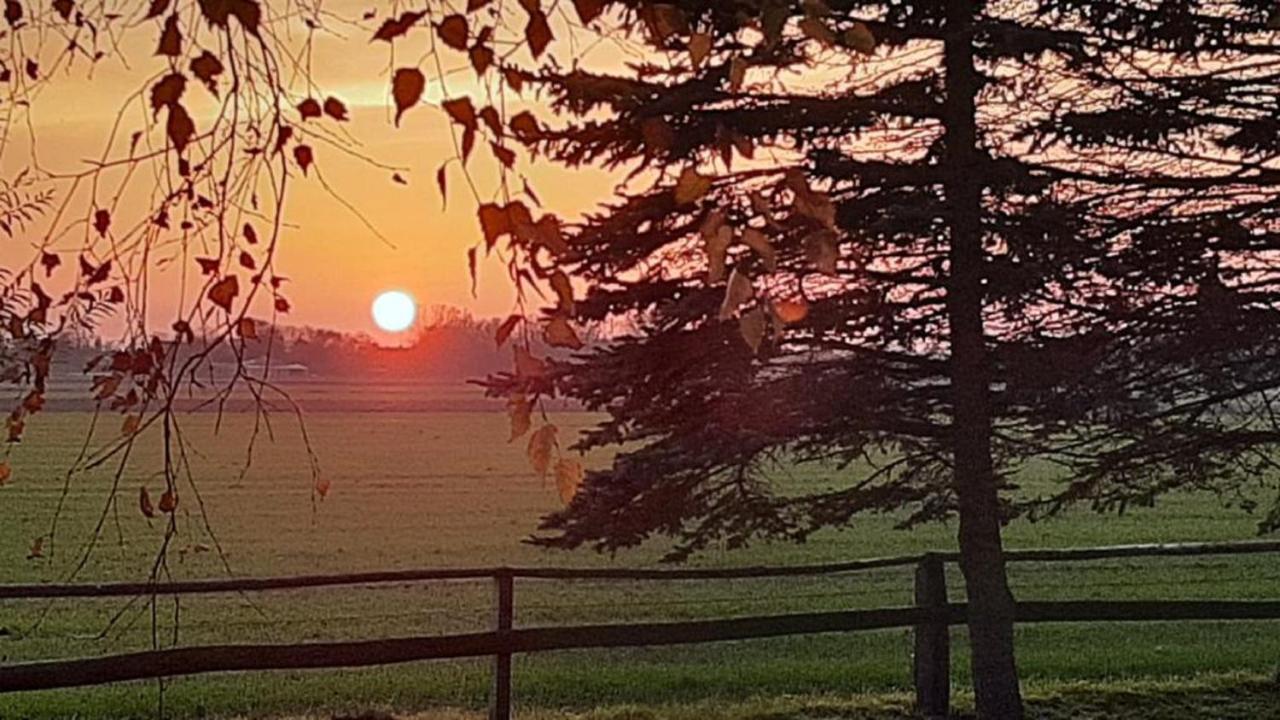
[
  {"xmin": 437, "ymin": 14, "xmax": 469, "ymax": 50},
  {"xmin": 238, "ymin": 251, "xmax": 256, "ymax": 270},
  {"xmin": 372, "ymin": 11, "xmax": 425, "ymax": 42},
  {"xmin": 167, "ymin": 103, "xmax": 196, "ymax": 154},
  {"xmin": 150, "ymin": 73, "xmax": 186, "ymax": 115},
  {"xmin": 323, "ymin": 96, "xmax": 348, "ymax": 121},
  {"xmin": 393, "ymin": 68, "xmax": 426, "ymax": 126},
  {"xmin": 207, "ymin": 275, "xmax": 239, "ymax": 312},
  {"xmin": 525, "ymin": 11, "xmax": 552, "ymax": 58},
  {"xmin": 297, "ymin": 97, "xmax": 322, "ymax": 120},
  {"xmin": 190, "ymin": 51, "xmax": 223, "ymax": 96},
  {"xmin": 573, "ymin": 0, "xmax": 606, "ymax": 24},
  {"xmin": 243, "ymin": 223, "xmax": 258, "ymax": 244},
  {"xmin": 196, "ymin": 257, "xmax": 220, "ymax": 275},
  {"xmin": 274, "ymin": 296, "xmax": 291, "ymax": 313},
  {"xmin": 156, "ymin": 14, "xmax": 182, "ymax": 56},
  {"xmin": 93, "ymin": 209, "xmax": 111, "ymax": 236},
  {"xmin": 39, "ymin": 252, "xmax": 60, "ymax": 277},
  {"xmin": 294, "ymin": 144, "xmax": 314, "ymax": 174}
]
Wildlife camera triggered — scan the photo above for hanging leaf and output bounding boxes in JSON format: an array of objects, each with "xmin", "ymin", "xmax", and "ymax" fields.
[
  {"xmin": 478, "ymin": 203, "xmax": 512, "ymax": 248},
  {"xmin": 437, "ymin": 14, "xmax": 469, "ymax": 50},
  {"xmin": 470, "ymin": 45, "xmax": 495, "ymax": 75},
  {"xmin": 525, "ymin": 11, "xmax": 553, "ymax": 57},
  {"xmin": 573, "ymin": 0, "xmax": 605, "ymax": 24},
  {"xmin": 121, "ymin": 415, "xmax": 141, "ymax": 436},
  {"xmin": 159, "ymin": 489, "xmax": 178, "ymax": 514},
  {"xmin": 705, "ymin": 225, "xmax": 733, "ymax": 284},
  {"xmin": 688, "ymin": 32, "xmax": 712, "ymax": 69},
  {"xmin": 496, "ymin": 314, "xmax": 522, "ymax": 347},
  {"xmin": 237, "ymin": 317, "xmax": 258, "ymax": 339},
  {"xmin": 40, "ymin": 252, "xmax": 60, "ymax": 277},
  {"xmin": 545, "ymin": 316, "xmax": 584, "ymax": 349},
  {"xmin": 805, "ymin": 232, "xmax": 839, "ymax": 276},
  {"xmin": 729, "ymin": 56, "xmax": 748, "ymax": 91},
  {"xmin": 207, "ymin": 275, "xmax": 239, "ymax": 312},
  {"xmin": 323, "ymin": 96, "xmax": 349, "ymax": 121},
  {"xmin": 139, "ymin": 486, "xmax": 157, "ymax": 518},
  {"xmin": 150, "ymin": 73, "xmax": 186, "ymax": 115},
  {"xmin": 741, "ymin": 229, "xmax": 777, "ymax": 273},
  {"xmin": 372, "ymin": 11, "xmax": 426, "ymax": 42},
  {"xmin": 27, "ymin": 536, "xmax": 43, "ymax": 560},
  {"xmin": 315, "ymin": 478, "xmax": 331, "ymax": 498},
  {"xmin": 156, "ymin": 14, "xmax": 182, "ymax": 56},
  {"xmin": 293, "ymin": 144, "xmax": 314, "ymax": 174},
  {"xmin": 719, "ymin": 268, "xmax": 754, "ymax": 320},
  {"xmin": 844, "ymin": 22, "xmax": 876, "ymax": 55},
  {"xmin": 674, "ymin": 168, "xmax": 712, "ymax": 205},
  {"xmin": 555, "ymin": 459, "xmax": 585, "ymax": 504},
  {"xmin": 527, "ymin": 424, "xmax": 558, "ymax": 478},
  {"xmin": 167, "ymin": 103, "xmax": 196, "ymax": 154},
  {"xmin": 549, "ymin": 270, "xmax": 574, "ymax": 313},
  {"xmin": 739, "ymin": 306, "xmax": 767, "ymax": 354},
  {"xmin": 297, "ymin": 97, "xmax": 322, "ymax": 120},
  {"xmin": 190, "ymin": 51, "xmax": 223, "ymax": 95},
  {"xmin": 508, "ymin": 393, "xmax": 532, "ymax": 441},
  {"xmin": 393, "ymin": 68, "xmax": 426, "ymax": 126},
  {"xmin": 93, "ymin": 209, "xmax": 111, "ymax": 237},
  {"xmin": 0, "ymin": 461, "xmax": 11, "ymax": 486}
]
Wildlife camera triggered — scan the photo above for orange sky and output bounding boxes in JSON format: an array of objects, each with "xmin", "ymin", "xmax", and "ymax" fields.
[{"xmin": 2, "ymin": 3, "xmax": 620, "ymax": 341}]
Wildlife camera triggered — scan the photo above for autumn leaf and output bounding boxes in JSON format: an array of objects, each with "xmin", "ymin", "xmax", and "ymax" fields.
[
  {"xmin": 805, "ymin": 232, "xmax": 839, "ymax": 276},
  {"xmin": 549, "ymin": 271, "xmax": 574, "ymax": 313},
  {"xmin": 140, "ymin": 486, "xmax": 156, "ymax": 518},
  {"xmin": 555, "ymin": 459, "xmax": 585, "ymax": 504},
  {"xmin": 93, "ymin": 209, "xmax": 111, "ymax": 237},
  {"xmin": 323, "ymin": 96, "xmax": 349, "ymax": 121},
  {"xmin": 742, "ymin": 229, "xmax": 777, "ymax": 273},
  {"xmin": 674, "ymin": 168, "xmax": 712, "ymax": 205},
  {"xmin": 297, "ymin": 97, "xmax": 322, "ymax": 120},
  {"xmin": 293, "ymin": 144, "xmax": 314, "ymax": 174},
  {"xmin": 545, "ymin": 315, "xmax": 584, "ymax": 349},
  {"xmin": 527, "ymin": 424, "xmax": 558, "ymax": 478},
  {"xmin": 40, "ymin": 252, "xmax": 60, "ymax": 277},
  {"xmin": 372, "ymin": 11, "xmax": 426, "ymax": 42},
  {"xmin": 121, "ymin": 415, "xmax": 141, "ymax": 436},
  {"xmin": 27, "ymin": 536, "xmax": 43, "ymax": 560},
  {"xmin": 478, "ymin": 203, "xmax": 512, "ymax": 248},
  {"xmin": 157, "ymin": 14, "xmax": 182, "ymax": 56},
  {"xmin": 437, "ymin": 14, "xmax": 469, "ymax": 50},
  {"xmin": 207, "ymin": 275, "xmax": 239, "ymax": 312},
  {"xmin": 393, "ymin": 68, "xmax": 426, "ymax": 126},
  {"xmin": 844, "ymin": 22, "xmax": 877, "ymax": 55},
  {"xmin": 515, "ymin": 345, "xmax": 547, "ymax": 378},
  {"xmin": 689, "ymin": 32, "xmax": 712, "ymax": 69},
  {"xmin": 0, "ymin": 461, "xmax": 11, "ymax": 486},
  {"xmin": 572, "ymin": 0, "xmax": 605, "ymax": 24},
  {"xmin": 773, "ymin": 298, "xmax": 810, "ymax": 325},
  {"xmin": 238, "ymin": 317, "xmax": 258, "ymax": 339},
  {"xmin": 525, "ymin": 11, "xmax": 553, "ymax": 58},
  {"xmin": 167, "ymin": 103, "xmax": 196, "ymax": 154},
  {"xmin": 739, "ymin": 306, "xmax": 767, "ymax": 353},
  {"xmin": 159, "ymin": 489, "xmax": 178, "ymax": 514},
  {"xmin": 719, "ymin": 268, "xmax": 754, "ymax": 320},
  {"xmin": 470, "ymin": 45, "xmax": 495, "ymax": 75},
  {"xmin": 315, "ymin": 478, "xmax": 331, "ymax": 498},
  {"xmin": 729, "ymin": 56, "xmax": 748, "ymax": 91},
  {"xmin": 150, "ymin": 73, "xmax": 186, "ymax": 115},
  {"xmin": 496, "ymin": 314, "xmax": 522, "ymax": 347},
  {"xmin": 190, "ymin": 51, "xmax": 223, "ymax": 95},
  {"xmin": 508, "ymin": 393, "xmax": 533, "ymax": 441}
]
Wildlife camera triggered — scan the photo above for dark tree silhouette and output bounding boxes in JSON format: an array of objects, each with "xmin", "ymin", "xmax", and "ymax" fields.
[{"xmin": 468, "ymin": 2, "xmax": 1280, "ymax": 717}]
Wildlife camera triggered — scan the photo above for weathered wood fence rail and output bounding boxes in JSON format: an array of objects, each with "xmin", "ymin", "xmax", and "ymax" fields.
[{"xmin": 2, "ymin": 540, "xmax": 1279, "ymax": 719}]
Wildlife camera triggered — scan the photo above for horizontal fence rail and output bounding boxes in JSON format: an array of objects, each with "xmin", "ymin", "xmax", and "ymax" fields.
[
  {"xmin": 4, "ymin": 540, "xmax": 1278, "ymax": 600},
  {"xmin": 2, "ymin": 540, "xmax": 1279, "ymax": 719}
]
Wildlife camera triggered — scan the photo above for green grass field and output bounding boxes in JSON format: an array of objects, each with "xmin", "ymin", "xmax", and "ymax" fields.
[{"xmin": 1, "ymin": 381, "xmax": 1278, "ymax": 719}]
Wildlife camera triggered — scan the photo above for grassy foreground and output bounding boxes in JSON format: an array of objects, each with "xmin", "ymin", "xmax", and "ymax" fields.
[
  {"xmin": 0, "ymin": 389, "xmax": 1278, "ymax": 718},
  {"xmin": 268, "ymin": 673, "xmax": 1280, "ymax": 720}
]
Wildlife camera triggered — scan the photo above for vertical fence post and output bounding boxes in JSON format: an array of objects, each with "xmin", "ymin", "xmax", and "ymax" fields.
[
  {"xmin": 490, "ymin": 570, "xmax": 514, "ymax": 720},
  {"xmin": 913, "ymin": 554, "xmax": 950, "ymax": 719}
]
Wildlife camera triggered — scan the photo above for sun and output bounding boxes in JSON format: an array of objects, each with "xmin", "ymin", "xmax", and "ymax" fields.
[{"xmin": 372, "ymin": 290, "xmax": 417, "ymax": 333}]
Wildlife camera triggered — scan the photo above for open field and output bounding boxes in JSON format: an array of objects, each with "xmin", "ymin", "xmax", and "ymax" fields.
[{"xmin": 1, "ymin": 381, "xmax": 1279, "ymax": 719}]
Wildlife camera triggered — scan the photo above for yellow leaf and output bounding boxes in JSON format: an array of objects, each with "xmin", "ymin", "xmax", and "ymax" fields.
[
  {"xmin": 508, "ymin": 394, "xmax": 533, "ymax": 441},
  {"xmin": 739, "ymin": 307, "xmax": 767, "ymax": 354},
  {"xmin": 554, "ymin": 458, "xmax": 585, "ymax": 504},
  {"xmin": 741, "ymin": 229, "xmax": 777, "ymax": 273},
  {"xmin": 688, "ymin": 32, "xmax": 712, "ymax": 70},
  {"xmin": 0, "ymin": 461, "xmax": 11, "ymax": 486},
  {"xmin": 719, "ymin": 268, "xmax": 754, "ymax": 320},
  {"xmin": 545, "ymin": 315, "xmax": 584, "ymax": 349},
  {"xmin": 527, "ymin": 424, "xmax": 558, "ymax": 478},
  {"xmin": 844, "ymin": 22, "xmax": 876, "ymax": 55},
  {"xmin": 674, "ymin": 168, "xmax": 713, "ymax": 205},
  {"xmin": 705, "ymin": 224, "xmax": 733, "ymax": 284},
  {"xmin": 805, "ymin": 232, "xmax": 840, "ymax": 276}
]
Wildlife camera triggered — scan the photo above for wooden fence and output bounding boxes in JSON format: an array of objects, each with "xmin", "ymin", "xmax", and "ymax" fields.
[{"xmin": 2, "ymin": 540, "xmax": 1279, "ymax": 719}]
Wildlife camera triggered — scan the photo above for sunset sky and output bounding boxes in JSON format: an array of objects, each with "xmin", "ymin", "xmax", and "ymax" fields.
[{"xmin": 3, "ymin": 3, "xmax": 620, "ymax": 340}]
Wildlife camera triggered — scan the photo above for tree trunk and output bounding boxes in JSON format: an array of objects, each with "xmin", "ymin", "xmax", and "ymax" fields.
[{"xmin": 941, "ymin": 2, "xmax": 1026, "ymax": 719}]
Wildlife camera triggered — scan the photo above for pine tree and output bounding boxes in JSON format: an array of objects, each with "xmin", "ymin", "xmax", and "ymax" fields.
[{"xmin": 471, "ymin": 2, "xmax": 1280, "ymax": 716}]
